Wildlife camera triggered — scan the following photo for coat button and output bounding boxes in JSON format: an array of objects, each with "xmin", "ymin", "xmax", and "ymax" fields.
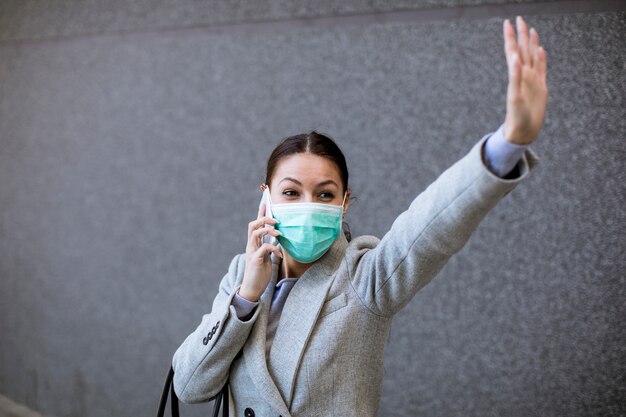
[{"xmin": 244, "ymin": 407, "xmax": 255, "ymax": 417}]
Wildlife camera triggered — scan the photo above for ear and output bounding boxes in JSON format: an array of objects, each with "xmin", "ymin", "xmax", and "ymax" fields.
[{"xmin": 260, "ymin": 183, "xmax": 267, "ymax": 192}]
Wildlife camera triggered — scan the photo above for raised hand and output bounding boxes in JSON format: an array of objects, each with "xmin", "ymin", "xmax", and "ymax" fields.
[{"xmin": 503, "ymin": 16, "xmax": 548, "ymax": 145}]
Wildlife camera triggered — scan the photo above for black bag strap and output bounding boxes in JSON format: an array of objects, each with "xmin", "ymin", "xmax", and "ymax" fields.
[
  {"xmin": 157, "ymin": 367, "xmax": 174, "ymax": 417},
  {"xmin": 157, "ymin": 365, "xmax": 228, "ymax": 417}
]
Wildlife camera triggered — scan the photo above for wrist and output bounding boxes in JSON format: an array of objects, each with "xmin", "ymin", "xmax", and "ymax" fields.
[
  {"xmin": 238, "ymin": 286, "xmax": 260, "ymax": 303},
  {"xmin": 503, "ymin": 119, "xmax": 535, "ymax": 146}
]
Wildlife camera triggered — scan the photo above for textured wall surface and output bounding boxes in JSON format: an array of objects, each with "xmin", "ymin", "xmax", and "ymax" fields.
[
  {"xmin": 0, "ymin": 0, "xmax": 562, "ymax": 41},
  {"xmin": 0, "ymin": 1, "xmax": 624, "ymax": 417}
]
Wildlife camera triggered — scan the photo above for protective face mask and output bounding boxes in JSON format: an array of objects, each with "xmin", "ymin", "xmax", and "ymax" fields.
[{"xmin": 263, "ymin": 185, "xmax": 347, "ymax": 263}]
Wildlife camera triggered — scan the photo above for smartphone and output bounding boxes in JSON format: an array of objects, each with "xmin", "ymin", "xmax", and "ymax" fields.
[{"xmin": 261, "ymin": 186, "xmax": 279, "ymax": 246}]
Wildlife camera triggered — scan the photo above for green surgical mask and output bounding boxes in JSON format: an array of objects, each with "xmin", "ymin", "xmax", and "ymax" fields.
[{"xmin": 264, "ymin": 185, "xmax": 347, "ymax": 263}]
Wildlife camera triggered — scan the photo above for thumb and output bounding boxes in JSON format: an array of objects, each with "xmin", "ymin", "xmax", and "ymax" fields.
[{"xmin": 507, "ymin": 52, "xmax": 521, "ymax": 99}]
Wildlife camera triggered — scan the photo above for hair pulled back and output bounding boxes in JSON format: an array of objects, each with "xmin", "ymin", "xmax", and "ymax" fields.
[{"xmin": 264, "ymin": 130, "xmax": 352, "ymax": 241}]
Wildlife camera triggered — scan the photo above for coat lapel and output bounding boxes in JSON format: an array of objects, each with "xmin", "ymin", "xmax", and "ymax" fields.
[
  {"xmin": 267, "ymin": 232, "xmax": 349, "ymax": 408},
  {"xmin": 242, "ymin": 233, "xmax": 349, "ymax": 415},
  {"xmin": 242, "ymin": 255, "xmax": 292, "ymax": 417}
]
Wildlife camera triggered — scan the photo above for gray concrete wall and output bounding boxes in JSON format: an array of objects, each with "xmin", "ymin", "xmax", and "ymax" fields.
[{"xmin": 0, "ymin": 1, "xmax": 624, "ymax": 416}]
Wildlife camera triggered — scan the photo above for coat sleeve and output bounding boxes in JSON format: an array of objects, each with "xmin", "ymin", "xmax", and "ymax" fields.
[
  {"xmin": 171, "ymin": 253, "xmax": 260, "ymax": 403},
  {"xmin": 348, "ymin": 130, "xmax": 540, "ymax": 317}
]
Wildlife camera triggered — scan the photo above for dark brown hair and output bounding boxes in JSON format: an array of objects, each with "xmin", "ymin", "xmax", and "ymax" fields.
[{"xmin": 264, "ymin": 130, "xmax": 353, "ymax": 241}]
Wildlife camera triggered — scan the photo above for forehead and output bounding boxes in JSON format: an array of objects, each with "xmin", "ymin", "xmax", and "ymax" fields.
[{"xmin": 272, "ymin": 153, "xmax": 342, "ymax": 186}]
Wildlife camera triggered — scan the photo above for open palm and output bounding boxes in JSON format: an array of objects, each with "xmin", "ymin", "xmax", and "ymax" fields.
[{"xmin": 503, "ymin": 16, "xmax": 548, "ymax": 145}]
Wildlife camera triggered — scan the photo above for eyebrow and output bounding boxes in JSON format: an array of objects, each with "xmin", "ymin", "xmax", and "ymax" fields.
[{"xmin": 278, "ymin": 177, "xmax": 339, "ymax": 188}]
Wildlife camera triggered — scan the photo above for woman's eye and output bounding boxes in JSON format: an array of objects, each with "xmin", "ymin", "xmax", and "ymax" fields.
[{"xmin": 281, "ymin": 190, "xmax": 334, "ymax": 199}]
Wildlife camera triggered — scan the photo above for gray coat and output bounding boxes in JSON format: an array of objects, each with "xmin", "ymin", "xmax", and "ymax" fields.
[{"xmin": 172, "ymin": 132, "xmax": 540, "ymax": 416}]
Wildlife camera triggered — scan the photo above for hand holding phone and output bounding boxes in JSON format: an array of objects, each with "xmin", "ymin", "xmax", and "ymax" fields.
[{"xmin": 239, "ymin": 185, "xmax": 282, "ymax": 302}]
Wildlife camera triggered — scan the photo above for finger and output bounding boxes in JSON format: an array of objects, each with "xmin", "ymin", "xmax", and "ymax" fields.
[
  {"xmin": 252, "ymin": 225, "xmax": 282, "ymax": 241},
  {"xmin": 529, "ymin": 27, "xmax": 539, "ymax": 68},
  {"xmin": 248, "ymin": 223, "xmax": 278, "ymax": 251},
  {"xmin": 508, "ymin": 52, "xmax": 521, "ymax": 99},
  {"xmin": 516, "ymin": 15, "xmax": 530, "ymax": 66},
  {"xmin": 252, "ymin": 225, "xmax": 274, "ymax": 250},
  {"xmin": 255, "ymin": 243, "xmax": 283, "ymax": 260},
  {"xmin": 537, "ymin": 46, "xmax": 547, "ymax": 84},
  {"xmin": 248, "ymin": 216, "xmax": 278, "ymax": 238},
  {"xmin": 503, "ymin": 18, "xmax": 518, "ymax": 68}
]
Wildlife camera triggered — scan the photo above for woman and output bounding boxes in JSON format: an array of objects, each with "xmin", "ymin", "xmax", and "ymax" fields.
[{"xmin": 172, "ymin": 16, "xmax": 548, "ymax": 416}]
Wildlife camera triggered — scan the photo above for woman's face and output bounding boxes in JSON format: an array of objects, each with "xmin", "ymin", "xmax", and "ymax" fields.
[{"xmin": 266, "ymin": 153, "xmax": 350, "ymax": 214}]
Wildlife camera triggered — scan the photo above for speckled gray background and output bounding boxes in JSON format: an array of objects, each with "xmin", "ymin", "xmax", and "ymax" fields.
[{"xmin": 0, "ymin": 1, "xmax": 624, "ymax": 417}]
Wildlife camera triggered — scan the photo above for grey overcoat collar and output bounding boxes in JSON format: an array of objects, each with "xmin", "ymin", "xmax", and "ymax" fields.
[{"xmin": 243, "ymin": 231, "xmax": 349, "ymax": 417}]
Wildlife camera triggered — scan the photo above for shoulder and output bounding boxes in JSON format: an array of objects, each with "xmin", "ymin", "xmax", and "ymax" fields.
[{"xmin": 344, "ymin": 234, "xmax": 380, "ymax": 263}]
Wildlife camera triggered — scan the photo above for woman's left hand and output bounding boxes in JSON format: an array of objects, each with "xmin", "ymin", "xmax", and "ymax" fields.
[{"xmin": 502, "ymin": 16, "xmax": 548, "ymax": 145}]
